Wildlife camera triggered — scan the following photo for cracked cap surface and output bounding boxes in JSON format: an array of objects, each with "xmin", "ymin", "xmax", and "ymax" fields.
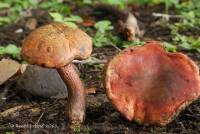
[{"xmin": 22, "ymin": 22, "xmax": 92, "ymax": 68}]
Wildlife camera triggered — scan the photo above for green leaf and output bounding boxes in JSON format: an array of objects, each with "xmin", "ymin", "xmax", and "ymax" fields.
[
  {"xmin": 94, "ymin": 20, "xmax": 113, "ymax": 33},
  {"xmin": 163, "ymin": 42, "xmax": 177, "ymax": 52},
  {"xmin": 49, "ymin": 12, "xmax": 64, "ymax": 22},
  {"xmin": 0, "ymin": 44, "xmax": 21, "ymax": 60},
  {"xmin": 101, "ymin": 0, "xmax": 126, "ymax": 9},
  {"xmin": 0, "ymin": 2, "xmax": 10, "ymax": 9},
  {"xmin": 0, "ymin": 47, "xmax": 6, "ymax": 55},
  {"xmin": 83, "ymin": 0, "xmax": 92, "ymax": 4},
  {"xmin": 63, "ymin": 22, "xmax": 78, "ymax": 28},
  {"xmin": 64, "ymin": 15, "xmax": 83, "ymax": 23},
  {"xmin": 5, "ymin": 44, "xmax": 20, "ymax": 54},
  {"xmin": 0, "ymin": 17, "xmax": 11, "ymax": 26},
  {"xmin": 49, "ymin": 12, "xmax": 81, "ymax": 28}
]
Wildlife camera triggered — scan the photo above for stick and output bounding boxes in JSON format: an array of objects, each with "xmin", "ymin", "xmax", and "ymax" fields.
[
  {"xmin": 0, "ymin": 105, "xmax": 32, "ymax": 117},
  {"xmin": 152, "ymin": 12, "xmax": 183, "ymax": 20},
  {"xmin": 35, "ymin": 111, "xmax": 45, "ymax": 125},
  {"xmin": 72, "ymin": 57, "xmax": 107, "ymax": 64}
]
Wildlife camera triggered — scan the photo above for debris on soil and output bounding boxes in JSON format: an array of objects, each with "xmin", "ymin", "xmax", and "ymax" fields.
[
  {"xmin": 25, "ymin": 18, "xmax": 38, "ymax": 30},
  {"xmin": 94, "ymin": 4, "xmax": 142, "ymax": 41},
  {"xmin": 17, "ymin": 65, "xmax": 68, "ymax": 99},
  {"xmin": 86, "ymin": 87, "xmax": 96, "ymax": 95},
  {"xmin": 0, "ymin": 3, "xmax": 199, "ymax": 134},
  {"xmin": 0, "ymin": 58, "xmax": 26, "ymax": 85},
  {"xmin": 81, "ymin": 18, "xmax": 96, "ymax": 27},
  {"xmin": 0, "ymin": 104, "xmax": 32, "ymax": 118},
  {"xmin": 118, "ymin": 12, "xmax": 143, "ymax": 41}
]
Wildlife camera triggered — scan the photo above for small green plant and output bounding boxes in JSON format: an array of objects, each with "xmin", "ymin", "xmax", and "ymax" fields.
[
  {"xmin": 49, "ymin": 12, "xmax": 83, "ymax": 28},
  {"xmin": 155, "ymin": 0, "xmax": 200, "ymax": 52},
  {"xmin": 39, "ymin": 0, "xmax": 71, "ymax": 13},
  {"xmin": 0, "ymin": 44, "xmax": 21, "ymax": 60},
  {"xmin": 6, "ymin": 131, "xmax": 15, "ymax": 134},
  {"xmin": 101, "ymin": 0, "xmax": 127, "ymax": 9},
  {"xmin": 173, "ymin": 33, "xmax": 200, "ymax": 52},
  {"xmin": 94, "ymin": 20, "xmax": 113, "ymax": 33},
  {"xmin": 0, "ymin": 0, "xmax": 71, "ymax": 26},
  {"xmin": 93, "ymin": 20, "xmax": 145, "ymax": 48},
  {"xmin": 0, "ymin": 0, "xmax": 38, "ymax": 26},
  {"xmin": 93, "ymin": 20, "xmax": 114, "ymax": 47},
  {"xmin": 0, "ymin": 1, "xmax": 10, "ymax": 9},
  {"xmin": 71, "ymin": 125, "xmax": 81, "ymax": 134},
  {"xmin": 82, "ymin": 0, "xmax": 93, "ymax": 4},
  {"xmin": 163, "ymin": 42, "xmax": 177, "ymax": 52},
  {"xmin": 163, "ymin": 0, "xmax": 178, "ymax": 13},
  {"xmin": 166, "ymin": 22, "xmax": 200, "ymax": 52}
]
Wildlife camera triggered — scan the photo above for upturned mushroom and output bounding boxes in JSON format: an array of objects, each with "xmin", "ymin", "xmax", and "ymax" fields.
[
  {"xmin": 22, "ymin": 22, "xmax": 92, "ymax": 129},
  {"xmin": 104, "ymin": 41, "xmax": 200, "ymax": 126}
]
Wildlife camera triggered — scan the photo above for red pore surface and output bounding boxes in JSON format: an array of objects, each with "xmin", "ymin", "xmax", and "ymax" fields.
[{"xmin": 105, "ymin": 41, "xmax": 200, "ymax": 126}]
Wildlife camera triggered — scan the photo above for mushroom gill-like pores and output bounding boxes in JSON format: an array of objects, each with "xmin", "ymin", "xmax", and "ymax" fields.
[
  {"xmin": 22, "ymin": 22, "xmax": 92, "ymax": 128},
  {"xmin": 104, "ymin": 41, "xmax": 200, "ymax": 126}
]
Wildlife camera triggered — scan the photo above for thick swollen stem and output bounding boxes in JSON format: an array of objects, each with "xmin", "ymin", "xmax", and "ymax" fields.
[{"xmin": 57, "ymin": 63, "xmax": 86, "ymax": 129}]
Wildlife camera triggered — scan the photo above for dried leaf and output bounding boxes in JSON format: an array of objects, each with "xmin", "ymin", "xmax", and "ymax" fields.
[
  {"xmin": 122, "ymin": 13, "xmax": 142, "ymax": 41},
  {"xmin": 82, "ymin": 19, "xmax": 96, "ymax": 27},
  {"xmin": 0, "ymin": 105, "xmax": 32, "ymax": 117},
  {"xmin": 86, "ymin": 87, "xmax": 96, "ymax": 94},
  {"xmin": 0, "ymin": 59, "xmax": 22, "ymax": 85},
  {"xmin": 25, "ymin": 18, "xmax": 37, "ymax": 30}
]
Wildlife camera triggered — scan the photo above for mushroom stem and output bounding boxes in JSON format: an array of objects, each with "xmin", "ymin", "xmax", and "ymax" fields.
[{"xmin": 57, "ymin": 63, "xmax": 85, "ymax": 129}]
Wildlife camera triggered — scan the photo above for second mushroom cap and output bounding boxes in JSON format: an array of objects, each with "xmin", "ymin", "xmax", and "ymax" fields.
[{"xmin": 104, "ymin": 41, "xmax": 200, "ymax": 125}]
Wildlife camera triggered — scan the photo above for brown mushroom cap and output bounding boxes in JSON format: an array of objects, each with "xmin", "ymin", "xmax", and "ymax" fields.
[
  {"xmin": 22, "ymin": 23, "xmax": 92, "ymax": 68},
  {"xmin": 104, "ymin": 41, "xmax": 200, "ymax": 125}
]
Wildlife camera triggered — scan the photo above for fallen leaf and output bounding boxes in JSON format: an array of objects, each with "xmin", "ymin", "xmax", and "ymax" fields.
[
  {"xmin": 28, "ymin": 107, "xmax": 41, "ymax": 116},
  {"xmin": 0, "ymin": 59, "xmax": 25, "ymax": 85},
  {"xmin": 0, "ymin": 105, "xmax": 32, "ymax": 117},
  {"xmin": 119, "ymin": 13, "xmax": 142, "ymax": 41},
  {"xmin": 86, "ymin": 87, "xmax": 96, "ymax": 94},
  {"xmin": 82, "ymin": 19, "xmax": 96, "ymax": 27},
  {"xmin": 25, "ymin": 18, "xmax": 37, "ymax": 30}
]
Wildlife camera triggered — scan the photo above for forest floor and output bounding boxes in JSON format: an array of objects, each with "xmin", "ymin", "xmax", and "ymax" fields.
[{"xmin": 0, "ymin": 3, "xmax": 200, "ymax": 134}]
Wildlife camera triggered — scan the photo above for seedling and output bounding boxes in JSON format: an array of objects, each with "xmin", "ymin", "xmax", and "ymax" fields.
[
  {"xmin": 0, "ymin": 44, "xmax": 21, "ymax": 60},
  {"xmin": 101, "ymin": 0, "xmax": 126, "ymax": 9},
  {"xmin": 0, "ymin": 0, "xmax": 70, "ymax": 26},
  {"xmin": 93, "ymin": 20, "xmax": 114, "ymax": 47},
  {"xmin": 49, "ymin": 12, "xmax": 83, "ymax": 28}
]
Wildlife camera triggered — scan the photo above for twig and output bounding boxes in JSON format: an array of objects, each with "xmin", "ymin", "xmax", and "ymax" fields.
[
  {"xmin": 72, "ymin": 57, "xmax": 107, "ymax": 64},
  {"xmin": 35, "ymin": 111, "xmax": 44, "ymax": 125},
  {"xmin": 179, "ymin": 122, "xmax": 186, "ymax": 132},
  {"xmin": 152, "ymin": 12, "xmax": 183, "ymax": 20},
  {"xmin": 110, "ymin": 43, "xmax": 121, "ymax": 52},
  {"xmin": 86, "ymin": 87, "xmax": 96, "ymax": 94},
  {"xmin": 0, "ymin": 105, "xmax": 32, "ymax": 117}
]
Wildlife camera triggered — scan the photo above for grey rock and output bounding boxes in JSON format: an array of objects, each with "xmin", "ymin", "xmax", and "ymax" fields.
[{"xmin": 17, "ymin": 65, "xmax": 68, "ymax": 98}]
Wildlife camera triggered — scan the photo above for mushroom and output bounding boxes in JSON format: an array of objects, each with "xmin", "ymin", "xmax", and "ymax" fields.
[
  {"xmin": 22, "ymin": 22, "xmax": 92, "ymax": 128},
  {"xmin": 104, "ymin": 41, "xmax": 200, "ymax": 126}
]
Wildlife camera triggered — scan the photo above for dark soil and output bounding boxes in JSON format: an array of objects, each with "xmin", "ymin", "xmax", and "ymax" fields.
[{"xmin": 0, "ymin": 4, "xmax": 200, "ymax": 134}]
